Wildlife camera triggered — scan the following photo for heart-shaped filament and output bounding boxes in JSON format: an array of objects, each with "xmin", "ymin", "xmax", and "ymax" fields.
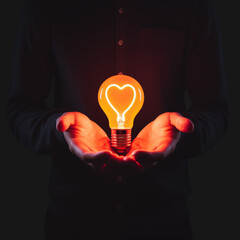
[{"xmin": 105, "ymin": 84, "xmax": 136, "ymax": 129}]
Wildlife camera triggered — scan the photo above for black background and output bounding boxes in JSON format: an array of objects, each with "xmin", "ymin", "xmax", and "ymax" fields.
[{"xmin": 0, "ymin": 1, "xmax": 239, "ymax": 239}]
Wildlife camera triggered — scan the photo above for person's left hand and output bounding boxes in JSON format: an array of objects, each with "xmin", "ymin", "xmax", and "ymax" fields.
[{"xmin": 125, "ymin": 112, "xmax": 194, "ymax": 170}]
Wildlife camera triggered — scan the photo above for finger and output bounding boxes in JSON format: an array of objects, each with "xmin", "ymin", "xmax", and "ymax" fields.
[
  {"xmin": 126, "ymin": 147, "xmax": 138, "ymax": 157},
  {"xmin": 83, "ymin": 150, "xmax": 117, "ymax": 166},
  {"xmin": 123, "ymin": 155, "xmax": 137, "ymax": 165},
  {"xmin": 83, "ymin": 152, "xmax": 110, "ymax": 170},
  {"xmin": 132, "ymin": 150, "xmax": 163, "ymax": 167},
  {"xmin": 123, "ymin": 156, "xmax": 143, "ymax": 170},
  {"xmin": 132, "ymin": 150, "xmax": 164, "ymax": 160},
  {"xmin": 89, "ymin": 151, "xmax": 124, "ymax": 172},
  {"xmin": 123, "ymin": 155, "xmax": 135, "ymax": 162},
  {"xmin": 170, "ymin": 112, "xmax": 194, "ymax": 133},
  {"xmin": 126, "ymin": 141, "xmax": 145, "ymax": 157},
  {"xmin": 88, "ymin": 146, "xmax": 123, "ymax": 161},
  {"xmin": 109, "ymin": 152, "xmax": 124, "ymax": 162},
  {"xmin": 56, "ymin": 112, "xmax": 75, "ymax": 132}
]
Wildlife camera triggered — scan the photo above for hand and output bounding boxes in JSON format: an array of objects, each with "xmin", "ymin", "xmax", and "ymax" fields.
[
  {"xmin": 56, "ymin": 112, "xmax": 123, "ymax": 173},
  {"xmin": 125, "ymin": 112, "xmax": 194, "ymax": 170}
]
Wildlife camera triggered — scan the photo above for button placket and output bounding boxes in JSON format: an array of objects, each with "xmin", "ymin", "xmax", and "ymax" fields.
[{"xmin": 115, "ymin": 0, "xmax": 126, "ymax": 74}]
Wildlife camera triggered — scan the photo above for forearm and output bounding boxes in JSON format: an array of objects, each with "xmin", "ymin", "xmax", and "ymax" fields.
[
  {"xmin": 7, "ymin": 0, "xmax": 67, "ymax": 155},
  {"xmin": 175, "ymin": 0, "xmax": 229, "ymax": 159},
  {"xmin": 7, "ymin": 99, "xmax": 66, "ymax": 154},
  {"xmin": 175, "ymin": 106, "xmax": 229, "ymax": 158}
]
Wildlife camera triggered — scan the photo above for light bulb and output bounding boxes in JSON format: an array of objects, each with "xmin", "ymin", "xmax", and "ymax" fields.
[{"xmin": 98, "ymin": 75, "xmax": 144, "ymax": 155}]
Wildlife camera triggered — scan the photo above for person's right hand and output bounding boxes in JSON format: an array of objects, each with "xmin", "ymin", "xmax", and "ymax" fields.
[{"xmin": 56, "ymin": 112, "xmax": 123, "ymax": 173}]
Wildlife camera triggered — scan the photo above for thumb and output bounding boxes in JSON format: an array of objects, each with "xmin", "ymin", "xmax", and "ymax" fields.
[
  {"xmin": 56, "ymin": 112, "xmax": 76, "ymax": 132},
  {"xmin": 170, "ymin": 112, "xmax": 194, "ymax": 133}
]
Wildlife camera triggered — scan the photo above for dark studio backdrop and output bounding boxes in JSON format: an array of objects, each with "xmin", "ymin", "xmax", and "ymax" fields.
[{"xmin": 0, "ymin": 1, "xmax": 238, "ymax": 239}]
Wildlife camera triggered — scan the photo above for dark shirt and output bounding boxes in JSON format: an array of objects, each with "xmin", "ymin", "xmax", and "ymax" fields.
[{"xmin": 7, "ymin": 0, "xmax": 229, "ymax": 237}]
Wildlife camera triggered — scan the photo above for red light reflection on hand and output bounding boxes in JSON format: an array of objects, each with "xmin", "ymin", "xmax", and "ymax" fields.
[{"xmin": 125, "ymin": 112, "xmax": 194, "ymax": 170}]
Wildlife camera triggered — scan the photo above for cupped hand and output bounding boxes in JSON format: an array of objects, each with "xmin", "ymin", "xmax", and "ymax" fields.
[
  {"xmin": 125, "ymin": 112, "xmax": 194, "ymax": 170},
  {"xmin": 56, "ymin": 112, "xmax": 123, "ymax": 173}
]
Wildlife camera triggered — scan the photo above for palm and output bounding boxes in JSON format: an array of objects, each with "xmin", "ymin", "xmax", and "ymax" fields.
[
  {"xmin": 126, "ymin": 112, "xmax": 194, "ymax": 168},
  {"xmin": 129, "ymin": 113, "xmax": 181, "ymax": 156},
  {"xmin": 57, "ymin": 112, "xmax": 122, "ymax": 171},
  {"xmin": 64, "ymin": 116, "xmax": 111, "ymax": 154}
]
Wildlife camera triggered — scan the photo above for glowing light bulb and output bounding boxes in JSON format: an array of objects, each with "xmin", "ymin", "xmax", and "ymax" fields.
[{"xmin": 98, "ymin": 75, "xmax": 144, "ymax": 154}]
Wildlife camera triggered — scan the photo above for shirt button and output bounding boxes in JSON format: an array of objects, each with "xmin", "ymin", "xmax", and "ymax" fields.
[
  {"xmin": 117, "ymin": 175, "xmax": 123, "ymax": 182},
  {"xmin": 118, "ymin": 8, "xmax": 124, "ymax": 14},
  {"xmin": 117, "ymin": 40, "xmax": 124, "ymax": 46}
]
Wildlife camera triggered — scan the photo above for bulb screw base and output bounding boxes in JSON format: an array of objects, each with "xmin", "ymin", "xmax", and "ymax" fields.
[{"xmin": 111, "ymin": 129, "xmax": 131, "ymax": 155}]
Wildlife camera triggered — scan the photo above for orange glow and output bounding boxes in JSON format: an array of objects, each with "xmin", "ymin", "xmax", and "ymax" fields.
[{"xmin": 98, "ymin": 75, "xmax": 144, "ymax": 129}]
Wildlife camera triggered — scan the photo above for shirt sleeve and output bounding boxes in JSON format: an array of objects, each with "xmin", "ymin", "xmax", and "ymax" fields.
[
  {"xmin": 7, "ymin": 0, "xmax": 66, "ymax": 154},
  {"xmin": 175, "ymin": 0, "xmax": 229, "ymax": 158}
]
